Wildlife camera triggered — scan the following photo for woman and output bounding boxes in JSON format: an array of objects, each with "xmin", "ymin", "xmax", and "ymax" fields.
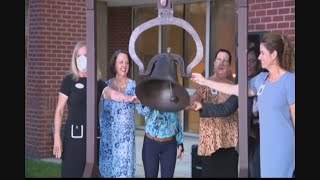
[
  {"xmin": 52, "ymin": 41, "xmax": 107, "ymax": 177},
  {"xmin": 99, "ymin": 49, "xmax": 149, "ymax": 178},
  {"xmin": 187, "ymin": 49, "xmax": 239, "ymax": 178},
  {"xmin": 247, "ymin": 46, "xmax": 262, "ymax": 178},
  {"xmin": 142, "ymin": 109, "xmax": 184, "ymax": 178},
  {"xmin": 191, "ymin": 33, "xmax": 295, "ymax": 177}
]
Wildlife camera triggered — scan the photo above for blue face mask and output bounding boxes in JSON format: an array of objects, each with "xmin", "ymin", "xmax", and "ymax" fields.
[{"xmin": 76, "ymin": 55, "xmax": 87, "ymax": 72}]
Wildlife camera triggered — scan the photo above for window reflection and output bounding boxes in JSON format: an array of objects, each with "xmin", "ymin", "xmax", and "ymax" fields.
[{"xmin": 132, "ymin": 0, "xmax": 237, "ymax": 135}]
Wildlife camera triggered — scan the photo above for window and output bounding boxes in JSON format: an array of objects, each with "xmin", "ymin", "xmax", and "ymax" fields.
[{"xmin": 132, "ymin": 0, "xmax": 237, "ymax": 135}]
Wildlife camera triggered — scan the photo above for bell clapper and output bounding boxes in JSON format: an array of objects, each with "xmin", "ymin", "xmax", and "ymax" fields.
[{"xmin": 169, "ymin": 82, "xmax": 178, "ymax": 103}]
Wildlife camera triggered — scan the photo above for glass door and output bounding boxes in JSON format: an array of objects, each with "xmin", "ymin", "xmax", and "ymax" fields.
[{"xmin": 132, "ymin": 0, "xmax": 237, "ymax": 135}]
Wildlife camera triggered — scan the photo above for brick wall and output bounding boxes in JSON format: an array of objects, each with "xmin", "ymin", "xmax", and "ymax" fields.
[
  {"xmin": 248, "ymin": 0, "xmax": 295, "ymax": 45},
  {"xmin": 107, "ymin": 7, "xmax": 132, "ymax": 78},
  {"xmin": 25, "ymin": 1, "xmax": 132, "ymax": 159},
  {"xmin": 25, "ymin": 0, "xmax": 87, "ymax": 159}
]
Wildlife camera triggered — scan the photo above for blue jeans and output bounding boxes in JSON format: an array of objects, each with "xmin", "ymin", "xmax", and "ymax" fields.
[{"xmin": 142, "ymin": 134, "xmax": 177, "ymax": 178}]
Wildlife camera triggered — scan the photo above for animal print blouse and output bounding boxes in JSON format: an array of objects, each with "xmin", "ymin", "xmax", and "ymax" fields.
[{"xmin": 195, "ymin": 85, "xmax": 239, "ymax": 156}]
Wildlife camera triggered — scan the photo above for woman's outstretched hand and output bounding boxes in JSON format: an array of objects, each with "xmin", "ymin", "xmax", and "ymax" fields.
[
  {"xmin": 127, "ymin": 95, "xmax": 140, "ymax": 103},
  {"xmin": 185, "ymin": 101, "xmax": 202, "ymax": 111},
  {"xmin": 191, "ymin": 73, "xmax": 207, "ymax": 86}
]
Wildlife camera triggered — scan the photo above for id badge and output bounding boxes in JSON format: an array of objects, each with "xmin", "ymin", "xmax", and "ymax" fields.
[
  {"xmin": 257, "ymin": 84, "xmax": 265, "ymax": 96},
  {"xmin": 211, "ymin": 88, "xmax": 217, "ymax": 96}
]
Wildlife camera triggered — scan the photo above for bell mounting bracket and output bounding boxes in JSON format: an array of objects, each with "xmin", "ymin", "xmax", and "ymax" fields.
[{"xmin": 128, "ymin": 0, "xmax": 204, "ymax": 77}]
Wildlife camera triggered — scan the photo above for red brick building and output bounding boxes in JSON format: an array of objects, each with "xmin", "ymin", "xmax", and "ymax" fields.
[{"xmin": 25, "ymin": 0, "xmax": 295, "ymax": 159}]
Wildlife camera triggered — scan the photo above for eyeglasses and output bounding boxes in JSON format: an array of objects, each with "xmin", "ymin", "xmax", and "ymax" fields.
[
  {"xmin": 215, "ymin": 58, "xmax": 230, "ymax": 65},
  {"xmin": 248, "ymin": 59, "xmax": 257, "ymax": 64}
]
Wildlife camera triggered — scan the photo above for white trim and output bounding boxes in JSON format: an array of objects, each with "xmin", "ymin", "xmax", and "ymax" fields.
[
  {"xmin": 58, "ymin": 92, "xmax": 68, "ymax": 98},
  {"xmin": 71, "ymin": 125, "xmax": 83, "ymax": 139}
]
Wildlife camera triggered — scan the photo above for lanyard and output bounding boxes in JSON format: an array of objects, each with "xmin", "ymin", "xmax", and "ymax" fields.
[{"xmin": 257, "ymin": 74, "xmax": 269, "ymax": 96}]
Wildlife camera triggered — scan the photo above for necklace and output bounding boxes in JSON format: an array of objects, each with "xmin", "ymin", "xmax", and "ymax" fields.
[{"xmin": 114, "ymin": 78, "xmax": 128, "ymax": 92}]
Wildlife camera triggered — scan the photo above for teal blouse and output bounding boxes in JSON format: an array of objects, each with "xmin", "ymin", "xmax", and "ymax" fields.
[{"xmin": 143, "ymin": 109, "xmax": 183, "ymax": 146}]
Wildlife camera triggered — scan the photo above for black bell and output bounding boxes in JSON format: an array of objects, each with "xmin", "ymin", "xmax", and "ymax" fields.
[{"xmin": 136, "ymin": 52, "xmax": 190, "ymax": 112}]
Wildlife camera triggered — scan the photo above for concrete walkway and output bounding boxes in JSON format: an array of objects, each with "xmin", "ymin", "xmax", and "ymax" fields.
[{"xmin": 42, "ymin": 129, "xmax": 199, "ymax": 178}]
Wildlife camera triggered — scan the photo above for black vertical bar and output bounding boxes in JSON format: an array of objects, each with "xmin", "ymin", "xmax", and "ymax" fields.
[
  {"xmin": 83, "ymin": 0, "xmax": 97, "ymax": 177},
  {"xmin": 238, "ymin": 0, "xmax": 248, "ymax": 177}
]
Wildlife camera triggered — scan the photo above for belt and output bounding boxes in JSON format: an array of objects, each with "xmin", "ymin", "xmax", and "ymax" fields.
[{"xmin": 145, "ymin": 133, "xmax": 174, "ymax": 143}]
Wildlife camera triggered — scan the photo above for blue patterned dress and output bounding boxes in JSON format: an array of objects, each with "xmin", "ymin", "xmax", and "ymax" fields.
[{"xmin": 99, "ymin": 79, "xmax": 149, "ymax": 178}]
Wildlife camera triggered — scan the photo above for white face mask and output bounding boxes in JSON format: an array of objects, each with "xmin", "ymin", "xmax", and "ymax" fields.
[{"xmin": 76, "ymin": 55, "xmax": 87, "ymax": 72}]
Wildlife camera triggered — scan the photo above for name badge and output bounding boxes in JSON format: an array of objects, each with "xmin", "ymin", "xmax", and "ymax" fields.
[
  {"xmin": 257, "ymin": 84, "xmax": 265, "ymax": 96},
  {"xmin": 211, "ymin": 88, "xmax": 217, "ymax": 96}
]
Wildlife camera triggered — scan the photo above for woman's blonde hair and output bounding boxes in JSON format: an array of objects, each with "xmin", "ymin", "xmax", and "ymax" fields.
[{"xmin": 69, "ymin": 40, "xmax": 102, "ymax": 81}]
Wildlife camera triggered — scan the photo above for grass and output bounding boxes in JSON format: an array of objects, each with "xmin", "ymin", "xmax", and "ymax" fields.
[{"xmin": 25, "ymin": 159, "xmax": 61, "ymax": 178}]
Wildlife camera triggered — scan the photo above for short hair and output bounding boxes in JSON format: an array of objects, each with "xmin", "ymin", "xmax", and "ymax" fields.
[{"xmin": 214, "ymin": 48, "xmax": 232, "ymax": 64}]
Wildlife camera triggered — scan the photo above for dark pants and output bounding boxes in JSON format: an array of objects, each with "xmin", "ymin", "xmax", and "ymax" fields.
[
  {"xmin": 248, "ymin": 137, "xmax": 260, "ymax": 178},
  {"xmin": 201, "ymin": 147, "xmax": 238, "ymax": 178},
  {"xmin": 142, "ymin": 134, "xmax": 177, "ymax": 178}
]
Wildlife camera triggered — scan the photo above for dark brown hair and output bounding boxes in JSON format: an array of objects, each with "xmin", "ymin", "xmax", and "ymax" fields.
[
  {"xmin": 248, "ymin": 46, "xmax": 262, "ymax": 74},
  {"xmin": 260, "ymin": 33, "xmax": 295, "ymax": 72},
  {"xmin": 214, "ymin": 48, "xmax": 232, "ymax": 64},
  {"xmin": 108, "ymin": 49, "xmax": 132, "ymax": 78}
]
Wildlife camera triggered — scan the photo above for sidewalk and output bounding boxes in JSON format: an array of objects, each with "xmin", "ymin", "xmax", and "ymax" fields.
[{"xmin": 42, "ymin": 129, "xmax": 199, "ymax": 178}]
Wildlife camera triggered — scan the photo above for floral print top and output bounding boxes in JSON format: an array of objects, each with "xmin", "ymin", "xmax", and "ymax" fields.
[
  {"xmin": 99, "ymin": 79, "xmax": 149, "ymax": 177},
  {"xmin": 144, "ymin": 109, "xmax": 183, "ymax": 146}
]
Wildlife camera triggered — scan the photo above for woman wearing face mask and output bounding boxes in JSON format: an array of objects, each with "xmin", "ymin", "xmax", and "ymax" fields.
[
  {"xmin": 52, "ymin": 41, "xmax": 138, "ymax": 177},
  {"xmin": 52, "ymin": 40, "xmax": 105, "ymax": 177}
]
